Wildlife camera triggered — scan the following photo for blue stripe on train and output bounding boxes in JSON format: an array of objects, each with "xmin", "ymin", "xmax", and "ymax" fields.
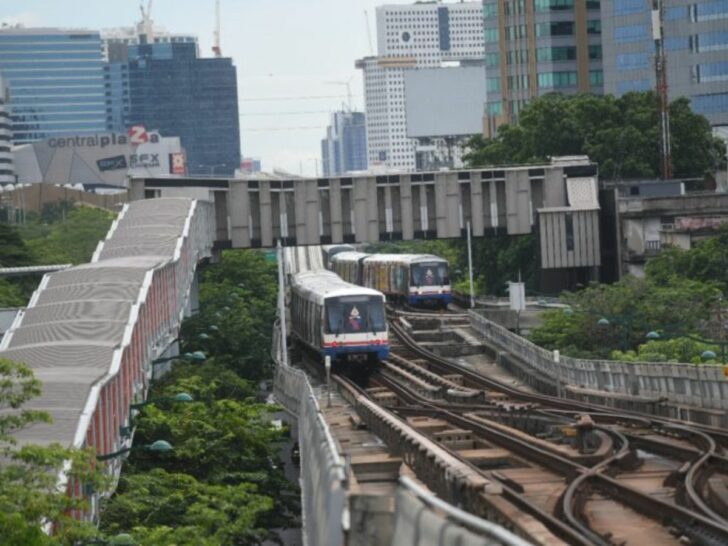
[
  {"xmin": 323, "ymin": 345, "xmax": 390, "ymax": 361},
  {"xmin": 408, "ymin": 293, "xmax": 453, "ymax": 305}
]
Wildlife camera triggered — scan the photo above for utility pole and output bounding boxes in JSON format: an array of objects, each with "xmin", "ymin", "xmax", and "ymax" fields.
[{"xmin": 653, "ymin": 0, "xmax": 672, "ymax": 180}]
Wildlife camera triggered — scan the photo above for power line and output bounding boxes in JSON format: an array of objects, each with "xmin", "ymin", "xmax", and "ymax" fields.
[
  {"xmin": 242, "ymin": 126, "xmax": 326, "ymax": 132},
  {"xmin": 239, "ymin": 110, "xmax": 332, "ymax": 117},
  {"xmin": 239, "ymin": 94, "xmax": 362, "ymax": 102}
]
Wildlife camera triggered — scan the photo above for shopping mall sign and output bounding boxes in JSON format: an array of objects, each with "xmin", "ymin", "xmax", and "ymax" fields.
[{"xmin": 48, "ymin": 127, "xmax": 160, "ymax": 149}]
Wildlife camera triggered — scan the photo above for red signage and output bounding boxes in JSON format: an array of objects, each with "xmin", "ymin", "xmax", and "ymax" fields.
[{"xmin": 128, "ymin": 125, "xmax": 149, "ymax": 145}]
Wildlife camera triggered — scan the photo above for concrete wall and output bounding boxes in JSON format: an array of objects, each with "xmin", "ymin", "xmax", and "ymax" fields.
[{"xmin": 0, "ymin": 184, "xmax": 127, "ymax": 213}]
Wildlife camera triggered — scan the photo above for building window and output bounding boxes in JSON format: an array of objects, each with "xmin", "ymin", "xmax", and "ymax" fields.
[
  {"xmin": 508, "ymin": 75, "xmax": 530, "ymax": 90},
  {"xmin": 613, "ymin": 0, "xmax": 645, "ymax": 15},
  {"xmin": 534, "ymin": 0, "xmax": 574, "ymax": 12},
  {"xmin": 616, "ymin": 52, "xmax": 650, "ymax": 70},
  {"xmin": 614, "ymin": 24, "xmax": 648, "ymax": 43},
  {"xmin": 692, "ymin": 92, "xmax": 728, "ymax": 114},
  {"xmin": 536, "ymin": 46, "xmax": 576, "ymax": 61},
  {"xmin": 537, "ymin": 71, "xmax": 577, "ymax": 88},
  {"xmin": 485, "ymin": 52, "xmax": 500, "ymax": 67},
  {"xmin": 483, "ymin": 2, "xmax": 498, "ymax": 18},
  {"xmin": 616, "ymin": 78, "xmax": 651, "ymax": 94},
  {"xmin": 507, "ymin": 49, "xmax": 529, "ymax": 64},
  {"xmin": 565, "ymin": 213, "xmax": 574, "ymax": 251},
  {"xmin": 536, "ymin": 21, "xmax": 574, "ymax": 37},
  {"xmin": 505, "ymin": 0, "xmax": 526, "ymax": 15},
  {"xmin": 695, "ymin": 30, "xmax": 728, "ymax": 51},
  {"xmin": 506, "ymin": 24, "xmax": 527, "ymax": 39},
  {"xmin": 487, "ymin": 101, "xmax": 503, "ymax": 116},
  {"xmin": 589, "ymin": 70, "xmax": 604, "ymax": 86},
  {"xmin": 695, "ymin": 62, "xmax": 728, "ymax": 82},
  {"xmin": 589, "ymin": 45, "xmax": 602, "ymax": 59},
  {"xmin": 485, "ymin": 28, "xmax": 500, "ymax": 42},
  {"xmin": 665, "ymin": 36, "xmax": 690, "ymax": 51},
  {"xmin": 693, "ymin": 0, "xmax": 728, "ymax": 22},
  {"xmin": 487, "ymin": 76, "xmax": 502, "ymax": 92},
  {"xmin": 586, "ymin": 0, "xmax": 600, "ymax": 9},
  {"xmin": 664, "ymin": 6, "xmax": 687, "ymax": 20},
  {"xmin": 587, "ymin": 20, "xmax": 601, "ymax": 34}
]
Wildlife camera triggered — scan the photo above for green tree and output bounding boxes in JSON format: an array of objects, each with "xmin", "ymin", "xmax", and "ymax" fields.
[
  {"xmin": 530, "ymin": 276, "xmax": 721, "ymax": 358},
  {"xmin": 22, "ymin": 206, "xmax": 114, "ymax": 265},
  {"xmin": 465, "ymin": 91, "xmax": 726, "ymax": 180},
  {"xmin": 0, "ymin": 358, "xmax": 107, "ymax": 545}
]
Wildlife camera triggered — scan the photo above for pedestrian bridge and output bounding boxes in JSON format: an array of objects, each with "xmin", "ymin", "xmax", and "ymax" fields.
[{"xmin": 131, "ymin": 160, "xmax": 602, "ymax": 279}]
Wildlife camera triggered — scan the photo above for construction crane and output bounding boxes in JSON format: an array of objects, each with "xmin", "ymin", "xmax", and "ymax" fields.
[
  {"xmin": 138, "ymin": 0, "xmax": 154, "ymax": 42},
  {"xmin": 325, "ymin": 79, "xmax": 354, "ymax": 112},
  {"xmin": 212, "ymin": 0, "xmax": 222, "ymax": 57}
]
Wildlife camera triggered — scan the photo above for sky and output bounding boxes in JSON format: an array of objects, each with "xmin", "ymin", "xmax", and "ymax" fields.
[{"xmin": 1, "ymin": 0, "xmax": 423, "ymax": 176}]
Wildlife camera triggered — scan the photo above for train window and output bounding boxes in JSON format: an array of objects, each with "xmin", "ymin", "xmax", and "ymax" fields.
[
  {"xmin": 411, "ymin": 263, "xmax": 450, "ymax": 286},
  {"xmin": 325, "ymin": 296, "xmax": 386, "ymax": 334}
]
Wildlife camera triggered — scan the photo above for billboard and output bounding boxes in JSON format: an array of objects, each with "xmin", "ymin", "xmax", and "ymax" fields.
[
  {"xmin": 14, "ymin": 127, "xmax": 185, "ymax": 188},
  {"xmin": 404, "ymin": 65, "xmax": 486, "ymax": 138}
]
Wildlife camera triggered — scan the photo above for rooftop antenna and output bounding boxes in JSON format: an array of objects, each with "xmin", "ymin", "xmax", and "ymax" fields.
[
  {"xmin": 364, "ymin": 10, "xmax": 374, "ymax": 55},
  {"xmin": 212, "ymin": 0, "xmax": 222, "ymax": 57}
]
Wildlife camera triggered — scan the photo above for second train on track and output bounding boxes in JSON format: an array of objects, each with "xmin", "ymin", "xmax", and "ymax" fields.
[{"xmin": 330, "ymin": 251, "xmax": 452, "ymax": 308}]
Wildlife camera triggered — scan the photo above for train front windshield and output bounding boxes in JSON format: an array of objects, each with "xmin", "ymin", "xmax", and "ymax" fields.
[
  {"xmin": 410, "ymin": 262, "xmax": 449, "ymax": 287},
  {"xmin": 325, "ymin": 296, "xmax": 386, "ymax": 334}
]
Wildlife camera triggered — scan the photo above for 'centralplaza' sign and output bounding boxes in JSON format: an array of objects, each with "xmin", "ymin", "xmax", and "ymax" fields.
[{"xmin": 47, "ymin": 128, "xmax": 161, "ymax": 149}]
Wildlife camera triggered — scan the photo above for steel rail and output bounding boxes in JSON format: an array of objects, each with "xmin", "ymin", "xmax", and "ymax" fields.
[{"xmin": 389, "ymin": 319, "xmax": 728, "ymax": 446}]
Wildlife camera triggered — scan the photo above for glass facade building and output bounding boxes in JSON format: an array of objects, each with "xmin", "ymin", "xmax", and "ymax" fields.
[
  {"xmin": 482, "ymin": 0, "xmax": 604, "ymax": 135},
  {"xmin": 601, "ymin": 0, "xmax": 728, "ymax": 126},
  {"xmin": 0, "ymin": 29, "xmax": 106, "ymax": 144},
  {"xmin": 105, "ymin": 41, "xmax": 240, "ymax": 176},
  {"xmin": 321, "ymin": 111, "xmax": 368, "ymax": 176},
  {"xmin": 0, "ymin": 76, "xmax": 14, "ymax": 184}
]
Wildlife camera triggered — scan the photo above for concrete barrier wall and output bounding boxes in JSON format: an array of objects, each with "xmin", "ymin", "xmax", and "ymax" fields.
[{"xmin": 469, "ymin": 310, "xmax": 728, "ymax": 412}]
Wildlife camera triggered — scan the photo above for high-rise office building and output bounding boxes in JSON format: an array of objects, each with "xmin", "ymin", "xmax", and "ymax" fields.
[
  {"xmin": 101, "ymin": 25, "xmax": 197, "ymax": 62},
  {"xmin": 0, "ymin": 76, "xmax": 14, "ymax": 184},
  {"xmin": 482, "ymin": 0, "xmax": 604, "ymax": 135},
  {"xmin": 321, "ymin": 111, "xmax": 368, "ymax": 176},
  {"xmin": 0, "ymin": 28, "xmax": 107, "ymax": 144},
  {"xmin": 104, "ymin": 40, "xmax": 241, "ymax": 176},
  {"xmin": 357, "ymin": 2, "xmax": 484, "ymax": 170},
  {"xmin": 601, "ymin": 0, "xmax": 728, "ymax": 127}
]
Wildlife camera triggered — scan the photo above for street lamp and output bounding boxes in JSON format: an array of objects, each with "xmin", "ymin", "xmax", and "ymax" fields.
[
  {"xmin": 643, "ymin": 330, "xmax": 727, "ymax": 364},
  {"xmin": 597, "ymin": 317, "xmax": 610, "ymax": 327},
  {"xmin": 97, "ymin": 439, "xmax": 173, "ymax": 462},
  {"xmin": 151, "ymin": 351, "xmax": 206, "ymax": 365}
]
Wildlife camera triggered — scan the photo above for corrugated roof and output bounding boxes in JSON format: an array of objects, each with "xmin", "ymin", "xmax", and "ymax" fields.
[{"xmin": 0, "ymin": 198, "xmax": 209, "ymax": 449}]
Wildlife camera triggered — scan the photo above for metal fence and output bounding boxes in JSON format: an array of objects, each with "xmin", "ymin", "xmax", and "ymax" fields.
[{"xmin": 470, "ymin": 310, "xmax": 728, "ymax": 411}]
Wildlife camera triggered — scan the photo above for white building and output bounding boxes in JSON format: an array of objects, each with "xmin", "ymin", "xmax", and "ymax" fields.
[
  {"xmin": 357, "ymin": 1, "xmax": 484, "ymax": 170},
  {"xmin": 0, "ymin": 76, "xmax": 14, "ymax": 184}
]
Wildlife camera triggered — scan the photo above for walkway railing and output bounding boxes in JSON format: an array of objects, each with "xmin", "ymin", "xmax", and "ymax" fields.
[{"xmin": 470, "ymin": 310, "xmax": 728, "ymax": 411}]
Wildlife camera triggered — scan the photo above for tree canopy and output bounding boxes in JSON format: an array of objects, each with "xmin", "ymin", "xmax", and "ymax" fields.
[{"xmin": 465, "ymin": 92, "xmax": 726, "ymax": 180}]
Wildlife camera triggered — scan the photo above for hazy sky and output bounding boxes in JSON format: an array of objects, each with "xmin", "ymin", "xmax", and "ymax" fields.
[{"xmin": 1, "ymin": 0, "xmax": 427, "ymax": 176}]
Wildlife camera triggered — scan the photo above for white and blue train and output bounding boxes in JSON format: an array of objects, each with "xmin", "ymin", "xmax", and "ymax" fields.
[
  {"xmin": 331, "ymin": 252, "xmax": 452, "ymax": 307},
  {"xmin": 290, "ymin": 270, "xmax": 389, "ymax": 362}
]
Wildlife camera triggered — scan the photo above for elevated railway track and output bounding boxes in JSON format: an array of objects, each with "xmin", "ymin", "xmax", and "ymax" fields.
[{"xmin": 315, "ymin": 308, "xmax": 728, "ymax": 545}]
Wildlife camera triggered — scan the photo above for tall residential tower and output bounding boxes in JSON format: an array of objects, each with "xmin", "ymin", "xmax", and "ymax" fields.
[
  {"xmin": 357, "ymin": 2, "xmax": 485, "ymax": 170},
  {"xmin": 483, "ymin": 0, "xmax": 604, "ymax": 135},
  {"xmin": 0, "ymin": 76, "xmax": 14, "ymax": 184},
  {"xmin": 601, "ymin": 0, "xmax": 728, "ymax": 127}
]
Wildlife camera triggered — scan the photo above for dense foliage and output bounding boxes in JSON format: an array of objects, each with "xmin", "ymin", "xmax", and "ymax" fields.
[
  {"xmin": 100, "ymin": 249, "xmax": 299, "ymax": 545},
  {"xmin": 0, "ymin": 358, "xmax": 106, "ymax": 546},
  {"xmin": 0, "ymin": 203, "xmax": 114, "ymax": 307},
  {"xmin": 530, "ymin": 226, "xmax": 728, "ymax": 361},
  {"xmin": 464, "ymin": 92, "xmax": 726, "ymax": 180}
]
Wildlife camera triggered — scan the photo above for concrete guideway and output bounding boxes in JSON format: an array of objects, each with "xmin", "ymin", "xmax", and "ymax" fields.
[{"xmin": 0, "ymin": 197, "xmax": 215, "ymax": 520}]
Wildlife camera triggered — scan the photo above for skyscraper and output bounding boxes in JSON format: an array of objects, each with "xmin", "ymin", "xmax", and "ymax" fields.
[
  {"xmin": 482, "ymin": 0, "xmax": 604, "ymax": 135},
  {"xmin": 321, "ymin": 111, "xmax": 368, "ymax": 176},
  {"xmin": 357, "ymin": 2, "xmax": 485, "ymax": 170},
  {"xmin": 0, "ymin": 76, "xmax": 14, "ymax": 184},
  {"xmin": 104, "ymin": 39, "xmax": 241, "ymax": 176},
  {"xmin": 601, "ymin": 0, "xmax": 728, "ymax": 127},
  {"xmin": 0, "ymin": 28, "xmax": 107, "ymax": 144}
]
